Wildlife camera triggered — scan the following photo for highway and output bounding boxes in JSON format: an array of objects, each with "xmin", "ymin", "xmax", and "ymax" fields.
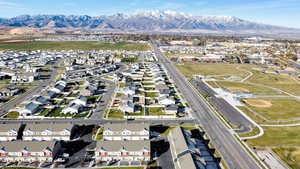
[{"xmin": 150, "ymin": 40, "xmax": 261, "ymax": 169}]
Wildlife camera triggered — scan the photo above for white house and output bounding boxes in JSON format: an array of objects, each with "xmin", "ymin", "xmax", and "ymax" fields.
[
  {"xmin": 62, "ymin": 103, "xmax": 81, "ymax": 114},
  {"xmin": 23, "ymin": 123, "xmax": 72, "ymax": 141},
  {"xmin": 19, "ymin": 102, "xmax": 41, "ymax": 116},
  {"xmin": 159, "ymin": 97, "xmax": 175, "ymax": 105},
  {"xmin": 103, "ymin": 123, "xmax": 149, "ymax": 141},
  {"xmin": 70, "ymin": 96, "xmax": 87, "ymax": 106},
  {"xmin": 11, "ymin": 73, "xmax": 35, "ymax": 83},
  {"xmin": 0, "ymin": 124, "xmax": 20, "ymax": 141}
]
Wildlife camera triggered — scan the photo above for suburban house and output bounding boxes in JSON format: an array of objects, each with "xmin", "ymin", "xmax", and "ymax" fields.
[
  {"xmin": 19, "ymin": 102, "xmax": 41, "ymax": 116},
  {"xmin": 11, "ymin": 73, "xmax": 35, "ymax": 83},
  {"xmin": 23, "ymin": 123, "xmax": 72, "ymax": 141},
  {"xmin": 70, "ymin": 96, "xmax": 87, "ymax": 106},
  {"xmin": 0, "ymin": 123, "xmax": 20, "ymax": 141},
  {"xmin": 0, "ymin": 87, "xmax": 21, "ymax": 98},
  {"xmin": 62, "ymin": 103, "xmax": 81, "ymax": 114},
  {"xmin": 93, "ymin": 140, "xmax": 151, "ymax": 163},
  {"xmin": 103, "ymin": 123, "xmax": 149, "ymax": 141},
  {"xmin": 0, "ymin": 141, "xmax": 55, "ymax": 162}
]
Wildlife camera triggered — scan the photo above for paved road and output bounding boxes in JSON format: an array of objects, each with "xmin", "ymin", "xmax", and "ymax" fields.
[
  {"xmin": 191, "ymin": 80, "xmax": 253, "ymax": 133},
  {"xmin": 89, "ymin": 79, "xmax": 116, "ymax": 120},
  {"xmin": 0, "ymin": 59, "xmax": 61, "ymax": 117},
  {"xmin": 0, "ymin": 118, "xmax": 195, "ymax": 125},
  {"xmin": 89, "ymin": 64, "xmax": 127, "ymax": 119},
  {"xmin": 151, "ymin": 40, "xmax": 261, "ymax": 169}
]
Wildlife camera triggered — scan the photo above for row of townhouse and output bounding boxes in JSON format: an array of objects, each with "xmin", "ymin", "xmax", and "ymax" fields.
[
  {"xmin": 91, "ymin": 123, "xmax": 151, "ymax": 163},
  {"xmin": 23, "ymin": 123, "xmax": 72, "ymax": 141},
  {"xmin": 0, "ymin": 123, "xmax": 72, "ymax": 142},
  {"xmin": 93, "ymin": 140, "xmax": 150, "ymax": 162},
  {"xmin": 0, "ymin": 141, "xmax": 55, "ymax": 163},
  {"xmin": 103, "ymin": 123, "xmax": 149, "ymax": 141}
]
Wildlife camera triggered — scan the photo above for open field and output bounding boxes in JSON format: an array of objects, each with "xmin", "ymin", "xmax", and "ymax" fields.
[
  {"xmin": 0, "ymin": 41, "xmax": 150, "ymax": 51},
  {"xmin": 207, "ymin": 81, "xmax": 284, "ymax": 95},
  {"xmin": 243, "ymin": 98, "xmax": 300, "ymax": 121},
  {"xmin": 246, "ymin": 126, "xmax": 300, "ymax": 168},
  {"xmin": 178, "ymin": 63, "xmax": 300, "ymax": 96},
  {"xmin": 247, "ymin": 70, "xmax": 300, "ymax": 96},
  {"xmin": 273, "ymin": 147, "xmax": 300, "ymax": 169},
  {"xmin": 164, "ymin": 52, "xmax": 204, "ymax": 57},
  {"xmin": 175, "ymin": 63, "xmax": 252, "ymax": 79},
  {"xmin": 247, "ymin": 126, "xmax": 300, "ymax": 146},
  {"xmin": 244, "ymin": 99, "xmax": 272, "ymax": 108}
]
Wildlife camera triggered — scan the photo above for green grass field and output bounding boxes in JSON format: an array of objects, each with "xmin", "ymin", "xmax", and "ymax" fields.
[
  {"xmin": 175, "ymin": 63, "xmax": 251, "ymax": 79},
  {"xmin": 107, "ymin": 109, "xmax": 124, "ymax": 119},
  {"xmin": 4, "ymin": 111, "xmax": 19, "ymax": 118},
  {"xmin": 164, "ymin": 52, "xmax": 204, "ymax": 57},
  {"xmin": 273, "ymin": 147, "xmax": 300, "ymax": 169},
  {"xmin": 247, "ymin": 126, "xmax": 300, "ymax": 146},
  {"xmin": 207, "ymin": 81, "xmax": 283, "ymax": 95},
  {"xmin": 243, "ymin": 98, "xmax": 300, "ymax": 121},
  {"xmin": 247, "ymin": 71, "xmax": 300, "ymax": 96},
  {"xmin": 238, "ymin": 126, "xmax": 260, "ymax": 137},
  {"xmin": 0, "ymin": 41, "xmax": 150, "ymax": 51}
]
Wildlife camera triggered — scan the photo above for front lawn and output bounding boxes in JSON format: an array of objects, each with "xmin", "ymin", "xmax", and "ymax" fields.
[
  {"xmin": 107, "ymin": 109, "xmax": 124, "ymax": 119},
  {"xmin": 145, "ymin": 92, "xmax": 159, "ymax": 98},
  {"xmin": 95, "ymin": 128, "xmax": 104, "ymax": 141},
  {"xmin": 4, "ymin": 111, "xmax": 19, "ymax": 118},
  {"xmin": 48, "ymin": 107, "xmax": 72, "ymax": 117}
]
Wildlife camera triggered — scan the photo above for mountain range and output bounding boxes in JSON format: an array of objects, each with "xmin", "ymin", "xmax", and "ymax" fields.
[{"xmin": 0, "ymin": 11, "xmax": 299, "ymax": 36}]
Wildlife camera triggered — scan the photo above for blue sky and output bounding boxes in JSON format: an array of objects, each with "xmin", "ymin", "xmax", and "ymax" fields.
[{"xmin": 0, "ymin": 0, "xmax": 300, "ymax": 28}]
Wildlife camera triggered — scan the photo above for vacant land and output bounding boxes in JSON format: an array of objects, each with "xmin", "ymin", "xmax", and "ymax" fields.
[
  {"xmin": 207, "ymin": 81, "xmax": 283, "ymax": 95},
  {"xmin": 0, "ymin": 41, "xmax": 150, "ymax": 51},
  {"xmin": 165, "ymin": 53, "xmax": 203, "ymax": 57},
  {"xmin": 273, "ymin": 147, "xmax": 300, "ymax": 169},
  {"xmin": 243, "ymin": 98, "xmax": 300, "ymax": 120},
  {"xmin": 247, "ymin": 126, "xmax": 300, "ymax": 146},
  {"xmin": 246, "ymin": 126, "xmax": 300, "ymax": 168},
  {"xmin": 247, "ymin": 71, "xmax": 300, "ymax": 96},
  {"xmin": 176, "ymin": 63, "xmax": 251, "ymax": 79}
]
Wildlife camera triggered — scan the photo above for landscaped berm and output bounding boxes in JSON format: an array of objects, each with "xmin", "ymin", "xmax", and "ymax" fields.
[{"xmin": 243, "ymin": 99, "xmax": 272, "ymax": 108}]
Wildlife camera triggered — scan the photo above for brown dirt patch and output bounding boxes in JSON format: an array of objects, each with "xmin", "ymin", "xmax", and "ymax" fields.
[{"xmin": 244, "ymin": 99, "xmax": 272, "ymax": 108}]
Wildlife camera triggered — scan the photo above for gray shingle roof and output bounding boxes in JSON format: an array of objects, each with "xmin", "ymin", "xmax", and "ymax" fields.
[
  {"xmin": 25, "ymin": 123, "xmax": 72, "ymax": 132},
  {"xmin": 103, "ymin": 123, "xmax": 149, "ymax": 132},
  {"xmin": 0, "ymin": 141, "xmax": 55, "ymax": 152}
]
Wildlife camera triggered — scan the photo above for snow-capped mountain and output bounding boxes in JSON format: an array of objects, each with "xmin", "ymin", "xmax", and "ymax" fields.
[{"xmin": 0, "ymin": 11, "xmax": 297, "ymax": 33}]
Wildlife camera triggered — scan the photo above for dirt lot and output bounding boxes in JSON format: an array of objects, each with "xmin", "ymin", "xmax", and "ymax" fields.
[{"xmin": 243, "ymin": 99, "xmax": 272, "ymax": 108}]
